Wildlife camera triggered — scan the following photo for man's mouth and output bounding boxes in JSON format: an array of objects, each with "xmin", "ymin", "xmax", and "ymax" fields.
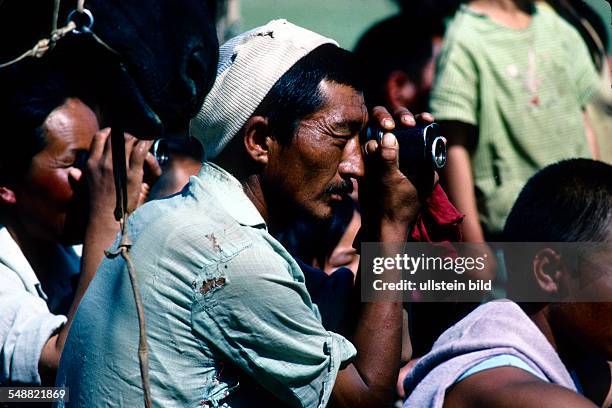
[{"xmin": 324, "ymin": 180, "xmax": 354, "ymax": 201}]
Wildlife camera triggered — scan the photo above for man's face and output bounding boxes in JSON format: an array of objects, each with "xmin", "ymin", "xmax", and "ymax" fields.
[
  {"xmin": 15, "ymin": 98, "xmax": 98, "ymax": 243},
  {"xmin": 264, "ymin": 80, "xmax": 367, "ymax": 223},
  {"xmin": 551, "ymin": 237, "xmax": 612, "ymax": 360}
]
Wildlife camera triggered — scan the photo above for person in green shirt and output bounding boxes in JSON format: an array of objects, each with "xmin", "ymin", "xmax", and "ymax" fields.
[{"xmin": 432, "ymin": 0, "xmax": 601, "ymax": 241}]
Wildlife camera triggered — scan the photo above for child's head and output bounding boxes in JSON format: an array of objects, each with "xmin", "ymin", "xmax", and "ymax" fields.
[{"xmin": 504, "ymin": 159, "xmax": 612, "ymax": 360}]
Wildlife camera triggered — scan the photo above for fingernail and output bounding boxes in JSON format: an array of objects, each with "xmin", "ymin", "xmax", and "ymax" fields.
[
  {"xmin": 382, "ymin": 133, "xmax": 396, "ymax": 147},
  {"xmin": 383, "ymin": 118, "xmax": 394, "ymax": 128},
  {"xmin": 403, "ymin": 115, "xmax": 415, "ymax": 125}
]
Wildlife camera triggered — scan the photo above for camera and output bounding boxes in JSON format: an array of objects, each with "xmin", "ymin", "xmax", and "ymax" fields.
[
  {"xmin": 150, "ymin": 139, "xmax": 170, "ymax": 166},
  {"xmin": 361, "ymin": 123, "xmax": 447, "ymax": 170}
]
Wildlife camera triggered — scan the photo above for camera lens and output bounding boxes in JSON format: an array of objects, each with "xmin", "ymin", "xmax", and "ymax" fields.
[
  {"xmin": 151, "ymin": 139, "xmax": 170, "ymax": 166},
  {"xmin": 361, "ymin": 122, "xmax": 447, "ymax": 170},
  {"xmin": 431, "ymin": 136, "xmax": 447, "ymax": 169}
]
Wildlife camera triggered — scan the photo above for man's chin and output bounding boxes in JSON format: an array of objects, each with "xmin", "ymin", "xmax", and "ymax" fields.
[
  {"xmin": 308, "ymin": 200, "xmax": 347, "ymax": 224},
  {"xmin": 290, "ymin": 201, "xmax": 333, "ymax": 226}
]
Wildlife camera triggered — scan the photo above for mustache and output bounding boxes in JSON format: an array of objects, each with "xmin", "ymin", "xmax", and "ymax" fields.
[{"xmin": 324, "ymin": 179, "xmax": 354, "ymax": 196}]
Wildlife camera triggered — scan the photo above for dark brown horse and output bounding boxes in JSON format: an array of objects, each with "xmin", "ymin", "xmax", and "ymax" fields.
[{"xmin": 0, "ymin": 4, "xmax": 218, "ymax": 404}]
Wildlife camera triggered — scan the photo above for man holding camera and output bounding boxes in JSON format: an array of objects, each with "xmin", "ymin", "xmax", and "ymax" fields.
[{"xmin": 57, "ymin": 20, "xmax": 434, "ymax": 407}]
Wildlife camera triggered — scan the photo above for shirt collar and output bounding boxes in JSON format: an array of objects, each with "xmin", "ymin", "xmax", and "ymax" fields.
[{"xmin": 191, "ymin": 162, "xmax": 267, "ymax": 229}]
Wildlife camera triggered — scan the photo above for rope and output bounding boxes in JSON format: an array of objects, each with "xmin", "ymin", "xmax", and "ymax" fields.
[
  {"xmin": 123, "ymin": 247, "xmax": 153, "ymax": 408},
  {"xmin": 2, "ymin": 4, "xmax": 153, "ymax": 407},
  {"xmin": 105, "ymin": 127, "xmax": 153, "ymax": 408},
  {"xmin": 0, "ymin": 21, "xmax": 76, "ymax": 69},
  {"xmin": 52, "ymin": 0, "xmax": 61, "ymax": 32},
  {"xmin": 89, "ymin": 30, "xmax": 120, "ymax": 56},
  {"xmin": 105, "ymin": 229, "xmax": 153, "ymax": 408},
  {"xmin": 0, "ymin": 0, "xmax": 119, "ymax": 69}
]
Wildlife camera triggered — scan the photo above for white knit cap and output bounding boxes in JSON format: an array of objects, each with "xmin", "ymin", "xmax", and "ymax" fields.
[{"xmin": 189, "ymin": 19, "xmax": 337, "ymax": 159}]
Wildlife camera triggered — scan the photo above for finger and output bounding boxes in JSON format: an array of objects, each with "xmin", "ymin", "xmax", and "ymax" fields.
[
  {"xmin": 362, "ymin": 139, "xmax": 379, "ymax": 158},
  {"xmin": 363, "ymin": 134, "xmax": 399, "ymax": 166},
  {"xmin": 123, "ymin": 133, "xmax": 139, "ymax": 166},
  {"xmin": 379, "ymin": 132, "xmax": 399, "ymax": 166},
  {"xmin": 414, "ymin": 112, "xmax": 435, "ymax": 124},
  {"xmin": 392, "ymin": 106, "xmax": 416, "ymax": 127},
  {"xmin": 128, "ymin": 141, "xmax": 149, "ymax": 172},
  {"xmin": 138, "ymin": 183, "xmax": 150, "ymax": 208},
  {"xmin": 144, "ymin": 152, "xmax": 162, "ymax": 178},
  {"xmin": 102, "ymin": 128, "xmax": 114, "ymax": 160},
  {"xmin": 371, "ymin": 106, "xmax": 395, "ymax": 130},
  {"xmin": 89, "ymin": 128, "xmax": 111, "ymax": 162}
]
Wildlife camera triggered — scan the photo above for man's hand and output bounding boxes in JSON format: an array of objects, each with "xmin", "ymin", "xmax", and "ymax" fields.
[
  {"xmin": 360, "ymin": 106, "xmax": 435, "ymax": 240},
  {"xmin": 39, "ymin": 129, "xmax": 162, "ymax": 383},
  {"xmin": 86, "ymin": 128, "xmax": 161, "ymax": 218},
  {"xmin": 331, "ymin": 108, "xmax": 437, "ymax": 407}
]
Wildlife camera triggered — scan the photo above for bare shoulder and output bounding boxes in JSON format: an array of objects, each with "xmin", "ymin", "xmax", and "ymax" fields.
[{"xmin": 443, "ymin": 366, "xmax": 597, "ymax": 408}]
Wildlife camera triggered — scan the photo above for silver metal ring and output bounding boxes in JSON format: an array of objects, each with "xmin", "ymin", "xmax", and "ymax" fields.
[
  {"xmin": 67, "ymin": 8, "xmax": 94, "ymax": 35},
  {"xmin": 431, "ymin": 136, "xmax": 447, "ymax": 169}
]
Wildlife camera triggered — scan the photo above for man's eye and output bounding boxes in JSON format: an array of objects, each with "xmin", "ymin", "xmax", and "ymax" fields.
[{"xmin": 332, "ymin": 132, "xmax": 353, "ymax": 140}]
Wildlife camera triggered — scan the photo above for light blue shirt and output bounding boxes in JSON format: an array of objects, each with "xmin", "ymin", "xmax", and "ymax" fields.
[
  {"xmin": 455, "ymin": 354, "xmax": 547, "ymax": 383},
  {"xmin": 455, "ymin": 354, "xmax": 583, "ymax": 394},
  {"xmin": 0, "ymin": 226, "xmax": 80, "ymax": 385},
  {"xmin": 56, "ymin": 162, "xmax": 356, "ymax": 407}
]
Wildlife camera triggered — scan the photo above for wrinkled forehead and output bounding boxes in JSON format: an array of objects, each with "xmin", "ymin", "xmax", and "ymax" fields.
[{"xmin": 315, "ymin": 81, "xmax": 368, "ymax": 130}]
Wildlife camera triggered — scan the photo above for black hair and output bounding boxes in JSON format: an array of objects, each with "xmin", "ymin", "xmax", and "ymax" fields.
[
  {"xmin": 251, "ymin": 43, "xmax": 363, "ymax": 145},
  {"xmin": 504, "ymin": 159, "xmax": 612, "ymax": 302},
  {"xmin": 0, "ymin": 63, "xmax": 74, "ymax": 185},
  {"xmin": 504, "ymin": 159, "xmax": 612, "ymax": 243},
  {"xmin": 353, "ymin": 14, "xmax": 444, "ymax": 108}
]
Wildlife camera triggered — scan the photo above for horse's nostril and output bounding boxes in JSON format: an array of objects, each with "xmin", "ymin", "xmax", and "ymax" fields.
[{"xmin": 184, "ymin": 48, "xmax": 207, "ymax": 96}]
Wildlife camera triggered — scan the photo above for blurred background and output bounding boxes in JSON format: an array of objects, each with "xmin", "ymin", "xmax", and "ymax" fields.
[{"xmin": 215, "ymin": 0, "xmax": 610, "ymax": 53}]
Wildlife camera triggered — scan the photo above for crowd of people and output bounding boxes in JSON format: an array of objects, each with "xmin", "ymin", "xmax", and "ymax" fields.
[{"xmin": 0, "ymin": 0, "xmax": 610, "ymax": 407}]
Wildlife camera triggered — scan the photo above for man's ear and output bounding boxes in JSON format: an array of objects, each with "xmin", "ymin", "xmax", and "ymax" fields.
[
  {"xmin": 385, "ymin": 70, "xmax": 417, "ymax": 109},
  {"xmin": 0, "ymin": 186, "xmax": 16, "ymax": 206},
  {"xmin": 243, "ymin": 116, "xmax": 273, "ymax": 166},
  {"xmin": 532, "ymin": 248, "xmax": 565, "ymax": 296}
]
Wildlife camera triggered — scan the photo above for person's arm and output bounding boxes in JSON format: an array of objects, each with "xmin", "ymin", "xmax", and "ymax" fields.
[
  {"xmin": 438, "ymin": 121, "xmax": 497, "ymax": 282},
  {"xmin": 583, "ymin": 110, "xmax": 600, "ymax": 160},
  {"xmin": 0, "ymin": 264, "xmax": 67, "ymax": 385},
  {"xmin": 331, "ymin": 107, "xmax": 431, "ymax": 407},
  {"xmin": 444, "ymin": 366, "xmax": 597, "ymax": 408},
  {"xmin": 38, "ymin": 129, "xmax": 160, "ymax": 383},
  {"xmin": 563, "ymin": 18, "xmax": 602, "ymax": 163},
  {"xmin": 438, "ymin": 120, "xmax": 484, "ymax": 243}
]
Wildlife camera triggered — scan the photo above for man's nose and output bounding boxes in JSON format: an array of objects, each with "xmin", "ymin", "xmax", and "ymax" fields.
[{"xmin": 338, "ymin": 137, "xmax": 365, "ymax": 179}]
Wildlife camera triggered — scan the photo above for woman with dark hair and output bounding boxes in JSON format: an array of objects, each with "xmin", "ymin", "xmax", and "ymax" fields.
[{"xmin": 0, "ymin": 66, "xmax": 160, "ymax": 385}]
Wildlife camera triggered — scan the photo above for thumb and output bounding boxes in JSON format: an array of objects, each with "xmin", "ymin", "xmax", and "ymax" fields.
[{"xmin": 379, "ymin": 132, "xmax": 399, "ymax": 169}]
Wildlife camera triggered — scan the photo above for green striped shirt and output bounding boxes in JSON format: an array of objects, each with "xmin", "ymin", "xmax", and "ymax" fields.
[{"xmin": 431, "ymin": 2, "xmax": 600, "ymax": 234}]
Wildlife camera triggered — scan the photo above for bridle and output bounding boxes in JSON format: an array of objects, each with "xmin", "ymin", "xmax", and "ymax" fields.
[
  {"xmin": 1, "ymin": 2, "xmax": 152, "ymax": 406},
  {"xmin": 0, "ymin": 0, "xmax": 119, "ymax": 69}
]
